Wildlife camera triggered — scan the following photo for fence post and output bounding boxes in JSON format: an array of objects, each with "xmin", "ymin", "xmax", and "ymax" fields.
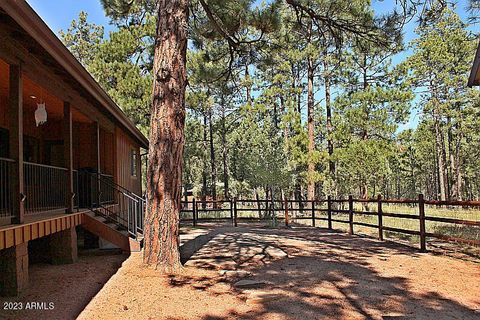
[
  {"xmin": 255, "ymin": 192, "xmax": 262, "ymax": 218},
  {"xmin": 327, "ymin": 196, "xmax": 332, "ymax": 229},
  {"xmin": 311, "ymin": 200, "xmax": 316, "ymax": 227},
  {"xmin": 230, "ymin": 198, "xmax": 234, "ymax": 225},
  {"xmin": 418, "ymin": 193, "xmax": 426, "ymax": 252},
  {"xmin": 284, "ymin": 198, "xmax": 289, "ymax": 227},
  {"xmin": 348, "ymin": 195, "xmax": 354, "ymax": 235},
  {"xmin": 233, "ymin": 198, "xmax": 238, "ymax": 227},
  {"xmin": 192, "ymin": 198, "xmax": 197, "ymax": 227},
  {"xmin": 377, "ymin": 194, "xmax": 383, "ymax": 241}
]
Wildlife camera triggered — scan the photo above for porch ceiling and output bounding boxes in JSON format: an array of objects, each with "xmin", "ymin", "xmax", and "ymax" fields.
[
  {"xmin": 0, "ymin": 2, "xmax": 148, "ymax": 148},
  {"xmin": 0, "ymin": 58, "xmax": 92, "ymax": 125}
]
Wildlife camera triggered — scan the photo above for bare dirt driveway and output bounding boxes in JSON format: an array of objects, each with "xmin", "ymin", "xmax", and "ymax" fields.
[{"xmin": 77, "ymin": 225, "xmax": 480, "ymax": 320}]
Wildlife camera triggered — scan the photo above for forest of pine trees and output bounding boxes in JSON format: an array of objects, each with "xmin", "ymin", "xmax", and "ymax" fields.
[{"xmin": 60, "ymin": 0, "xmax": 479, "ymax": 203}]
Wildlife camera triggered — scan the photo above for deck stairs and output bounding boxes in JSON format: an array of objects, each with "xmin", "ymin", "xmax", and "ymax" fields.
[{"xmin": 80, "ymin": 172, "xmax": 145, "ymax": 252}]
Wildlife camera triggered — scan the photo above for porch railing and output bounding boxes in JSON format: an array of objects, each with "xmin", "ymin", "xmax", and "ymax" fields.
[
  {"xmin": 99, "ymin": 173, "xmax": 115, "ymax": 204},
  {"xmin": 2, "ymin": 161, "xmax": 145, "ymax": 239},
  {"xmin": 24, "ymin": 162, "xmax": 67, "ymax": 214},
  {"xmin": 88, "ymin": 172, "xmax": 145, "ymax": 237},
  {"xmin": 73, "ymin": 169, "xmax": 79, "ymax": 209},
  {"xmin": 0, "ymin": 157, "xmax": 14, "ymax": 219}
]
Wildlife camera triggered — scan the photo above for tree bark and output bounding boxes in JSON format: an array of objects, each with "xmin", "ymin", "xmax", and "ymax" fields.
[
  {"xmin": 209, "ymin": 109, "xmax": 217, "ymax": 203},
  {"xmin": 455, "ymin": 128, "xmax": 463, "ymax": 200},
  {"xmin": 306, "ymin": 22, "xmax": 315, "ymax": 201},
  {"xmin": 221, "ymin": 105, "xmax": 229, "ymax": 199},
  {"xmin": 245, "ymin": 64, "xmax": 252, "ymax": 105},
  {"xmin": 447, "ymin": 117, "xmax": 455, "ymax": 200},
  {"xmin": 434, "ymin": 113, "xmax": 447, "ymax": 201},
  {"xmin": 324, "ymin": 62, "xmax": 335, "ymax": 192},
  {"xmin": 202, "ymin": 113, "xmax": 208, "ymax": 208},
  {"xmin": 144, "ymin": 0, "xmax": 188, "ymax": 273}
]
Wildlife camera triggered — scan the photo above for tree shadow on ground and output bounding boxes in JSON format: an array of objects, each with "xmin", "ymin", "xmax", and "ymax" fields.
[{"xmin": 169, "ymin": 226, "xmax": 479, "ymax": 320}]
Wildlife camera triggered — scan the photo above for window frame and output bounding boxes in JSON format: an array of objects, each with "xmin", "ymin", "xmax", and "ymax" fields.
[{"xmin": 130, "ymin": 148, "xmax": 138, "ymax": 178}]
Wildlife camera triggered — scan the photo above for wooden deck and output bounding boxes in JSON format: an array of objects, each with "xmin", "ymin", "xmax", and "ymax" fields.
[{"xmin": 0, "ymin": 210, "xmax": 85, "ymax": 250}]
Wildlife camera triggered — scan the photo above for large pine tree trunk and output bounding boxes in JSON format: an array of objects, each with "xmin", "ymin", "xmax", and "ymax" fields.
[
  {"xmin": 202, "ymin": 113, "xmax": 208, "ymax": 208},
  {"xmin": 455, "ymin": 131, "xmax": 463, "ymax": 201},
  {"xmin": 434, "ymin": 115, "xmax": 447, "ymax": 201},
  {"xmin": 209, "ymin": 109, "xmax": 217, "ymax": 203},
  {"xmin": 324, "ymin": 65, "xmax": 335, "ymax": 192},
  {"xmin": 144, "ymin": 0, "xmax": 188, "ymax": 273},
  {"xmin": 306, "ymin": 38, "xmax": 315, "ymax": 201},
  {"xmin": 245, "ymin": 64, "xmax": 252, "ymax": 105},
  {"xmin": 221, "ymin": 106, "xmax": 229, "ymax": 199},
  {"xmin": 447, "ymin": 118, "xmax": 456, "ymax": 199}
]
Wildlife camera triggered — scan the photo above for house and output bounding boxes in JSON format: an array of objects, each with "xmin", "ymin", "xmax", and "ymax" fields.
[
  {"xmin": 0, "ymin": 1, "xmax": 148, "ymax": 296},
  {"xmin": 468, "ymin": 41, "xmax": 480, "ymax": 87}
]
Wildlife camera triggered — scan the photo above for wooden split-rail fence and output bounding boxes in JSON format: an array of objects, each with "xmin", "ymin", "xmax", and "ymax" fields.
[{"xmin": 180, "ymin": 195, "xmax": 480, "ymax": 252}]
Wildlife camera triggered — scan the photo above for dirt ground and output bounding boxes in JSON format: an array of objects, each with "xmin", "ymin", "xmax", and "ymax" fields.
[
  {"xmin": 0, "ymin": 251, "xmax": 127, "ymax": 320},
  {"xmin": 76, "ymin": 226, "xmax": 480, "ymax": 320}
]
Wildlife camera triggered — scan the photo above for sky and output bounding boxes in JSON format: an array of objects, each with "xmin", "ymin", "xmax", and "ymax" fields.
[
  {"xmin": 27, "ymin": 0, "xmax": 113, "ymax": 35},
  {"xmin": 27, "ymin": 0, "xmax": 476, "ymax": 131}
]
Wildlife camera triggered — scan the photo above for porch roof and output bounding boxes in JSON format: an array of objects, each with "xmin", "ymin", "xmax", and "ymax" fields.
[
  {"xmin": 468, "ymin": 41, "xmax": 480, "ymax": 87},
  {"xmin": 0, "ymin": 0, "xmax": 149, "ymax": 148}
]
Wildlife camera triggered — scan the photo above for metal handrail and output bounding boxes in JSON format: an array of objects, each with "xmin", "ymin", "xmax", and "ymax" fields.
[
  {"xmin": 24, "ymin": 161, "xmax": 68, "ymax": 171},
  {"xmin": 86, "ymin": 171, "xmax": 145, "ymax": 240},
  {"xmin": 84, "ymin": 170, "xmax": 143, "ymax": 200}
]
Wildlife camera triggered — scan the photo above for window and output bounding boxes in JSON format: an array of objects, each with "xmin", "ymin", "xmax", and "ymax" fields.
[{"xmin": 131, "ymin": 149, "xmax": 138, "ymax": 177}]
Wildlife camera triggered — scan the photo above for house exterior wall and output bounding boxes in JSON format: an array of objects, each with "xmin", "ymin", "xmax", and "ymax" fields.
[{"xmin": 115, "ymin": 127, "xmax": 142, "ymax": 195}]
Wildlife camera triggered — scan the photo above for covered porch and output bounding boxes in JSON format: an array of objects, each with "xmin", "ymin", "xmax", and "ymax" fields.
[{"xmin": 0, "ymin": 58, "xmax": 115, "ymax": 226}]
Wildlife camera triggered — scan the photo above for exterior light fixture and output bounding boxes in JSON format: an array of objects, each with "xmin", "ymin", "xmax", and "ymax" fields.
[
  {"xmin": 35, "ymin": 102, "xmax": 47, "ymax": 126},
  {"xmin": 30, "ymin": 95, "xmax": 37, "ymax": 99}
]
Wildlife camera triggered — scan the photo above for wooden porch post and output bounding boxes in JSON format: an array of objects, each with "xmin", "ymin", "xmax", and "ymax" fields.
[
  {"xmin": 95, "ymin": 121, "xmax": 101, "ymax": 207},
  {"xmin": 9, "ymin": 64, "xmax": 24, "ymax": 224},
  {"xmin": 63, "ymin": 102, "xmax": 73, "ymax": 213}
]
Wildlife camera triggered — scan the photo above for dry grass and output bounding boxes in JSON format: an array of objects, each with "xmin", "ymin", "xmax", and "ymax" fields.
[{"xmin": 183, "ymin": 201, "xmax": 480, "ymax": 258}]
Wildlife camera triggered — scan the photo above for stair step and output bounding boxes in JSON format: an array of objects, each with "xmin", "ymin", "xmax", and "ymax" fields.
[
  {"xmin": 106, "ymin": 223, "xmax": 118, "ymax": 229},
  {"xmin": 119, "ymin": 230, "xmax": 129, "ymax": 237},
  {"xmin": 94, "ymin": 216, "xmax": 107, "ymax": 223},
  {"xmin": 85, "ymin": 211, "xmax": 96, "ymax": 217},
  {"xmin": 83, "ymin": 213, "xmax": 132, "ymax": 252}
]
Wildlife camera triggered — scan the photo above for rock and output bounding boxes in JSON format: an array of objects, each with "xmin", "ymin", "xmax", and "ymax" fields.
[
  {"xmin": 192, "ymin": 283, "xmax": 207, "ymax": 289},
  {"xmin": 246, "ymin": 291, "xmax": 283, "ymax": 304},
  {"xmin": 123, "ymin": 305, "xmax": 128, "ymax": 311},
  {"xmin": 219, "ymin": 270, "xmax": 252, "ymax": 277},
  {"xmin": 265, "ymin": 246, "xmax": 288, "ymax": 259},
  {"xmin": 233, "ymin": 279, "xmax": 266, "ymax": 289}
]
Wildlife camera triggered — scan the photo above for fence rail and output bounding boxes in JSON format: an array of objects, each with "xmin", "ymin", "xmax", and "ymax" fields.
[{"xmin": 180, "ymin": 195, "xmax": 480, "ymax": 252}]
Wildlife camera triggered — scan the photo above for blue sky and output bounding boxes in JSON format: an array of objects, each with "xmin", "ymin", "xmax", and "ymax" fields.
[
  {"xmin": 27, "ymin": 0, "xmax": 473, "ymax": 47},
  {"xmin": 27, "ymin": 0, "xmax": 475, "ymax": 131},
  {"xmin": 27, "ymin": 0, "xmax": 113, "ymax": 34}
]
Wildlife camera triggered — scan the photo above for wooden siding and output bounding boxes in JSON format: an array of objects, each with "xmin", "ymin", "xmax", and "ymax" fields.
[
  {"xmin": 100, "ymin": 127, "xmax": 114, "ymax": 175},
  {"xmin": 0, "ymin": 60, "xmax": 8, "ymax": 129},
  {"xmin": 115, "ymin": 127, "xmax": 142, "ymax": 195},
  {"xmin": 73, "ymin": 123, "xmax": 96, "ymax": 170}
]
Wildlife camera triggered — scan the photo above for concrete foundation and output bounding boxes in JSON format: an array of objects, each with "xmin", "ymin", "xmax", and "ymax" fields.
[
  {"xmin": 0, "ymin": 226, "xmax": 78, "ymax": 296},
  {"xmin": 49, "ymin": 227, "xmax": 78, "ymax": 264},
  {"xmin": 0, "ymin": 242, "xmax": 28, "ymax": 296}
]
